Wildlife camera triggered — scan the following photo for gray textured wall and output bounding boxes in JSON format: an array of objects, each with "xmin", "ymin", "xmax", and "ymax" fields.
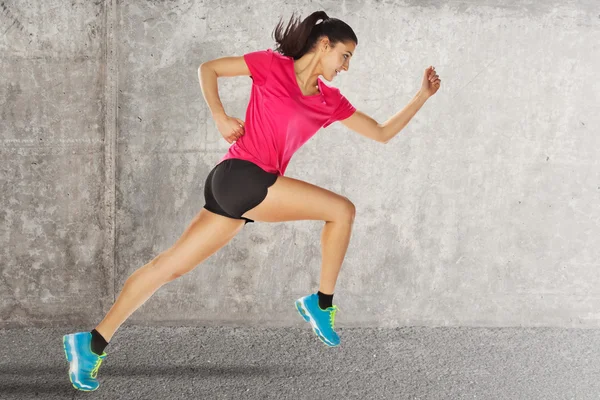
[{"xmin": 1, "ymin": 0, "xmax": 598, "ymax": 329}]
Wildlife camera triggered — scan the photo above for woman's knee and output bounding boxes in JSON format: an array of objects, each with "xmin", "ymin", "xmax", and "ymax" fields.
[
  {"xmin": 341, "ymin": 197, "xmax": 356, "ymax": 223},
  {"xmin": 148, "ymin": 251, "xmax": 181, "ymax": 282}
]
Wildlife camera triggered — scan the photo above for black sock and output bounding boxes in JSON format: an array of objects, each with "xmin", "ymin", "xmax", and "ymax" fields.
[
  {"xmin": 317, "ymin": 291, "xmax": 334, "ymax": 310},
  {"xmin": 90, "ymin": 329, "xmax": 109, "ymax": 356}
]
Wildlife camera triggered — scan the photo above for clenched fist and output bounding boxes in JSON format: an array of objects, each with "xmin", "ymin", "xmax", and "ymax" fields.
[
  {"xmin": 421, "ymin": 66, "xmax": 441, "ymax": 98},
  {"xmin": 214, "ymin": 114, "xmax": 245, "ymax": 144}
]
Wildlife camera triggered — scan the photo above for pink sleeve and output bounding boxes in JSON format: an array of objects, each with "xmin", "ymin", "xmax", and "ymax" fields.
[
  {"xmin": 323, "ymin": 94, "xmax": 356, "ymax": 128},
  {"xmin": 243, "ymin": 48, "xmax": 274, "ymax": 86}
]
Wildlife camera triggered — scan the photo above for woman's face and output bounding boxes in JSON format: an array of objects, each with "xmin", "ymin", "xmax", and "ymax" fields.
[{"xmin": 321, "ymin": 39, "xmax": 356, "ymax": 81}]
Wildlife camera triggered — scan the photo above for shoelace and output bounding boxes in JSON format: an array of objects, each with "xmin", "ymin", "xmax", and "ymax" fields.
[
  {"xmin": 329, "ymin": 305, "xmax": 339, "ymax": 328},
  {"xmin": 90, "ymin": 357, "xmax": 103, "ymax": 379}
]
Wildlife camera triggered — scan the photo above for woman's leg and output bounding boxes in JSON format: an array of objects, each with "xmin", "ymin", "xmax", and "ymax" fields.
[
  {"xmin": 94, "ymin": 208, "xmax": 246, "ymax": 342},
  {"xmin": 318, "ymin": 219, "xmax": 354, "ymax": 294},
  {"xmin": 241, "ymin": 175, "xmax": 356, "ymax": 295}
]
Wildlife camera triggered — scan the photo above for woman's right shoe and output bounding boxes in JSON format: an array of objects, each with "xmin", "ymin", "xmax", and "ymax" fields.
[{"xmin": 62, "ymin": 332, "xmax": 107, "ymax": 391}]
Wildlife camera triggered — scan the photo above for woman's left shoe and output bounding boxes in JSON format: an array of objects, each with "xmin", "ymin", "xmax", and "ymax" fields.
[
  {"xmin": 295, "ymin": 293, "xmax": 340, "ymax": 347},
  {"xmin": 62, "ymin": 332, "xmax": 107, "ymax": 391}
]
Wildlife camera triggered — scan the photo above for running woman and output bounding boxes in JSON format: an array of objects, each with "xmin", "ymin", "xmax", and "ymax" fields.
[{"xmin": 63, "ymin": 10, "xmax": 441, "ymax": 391}]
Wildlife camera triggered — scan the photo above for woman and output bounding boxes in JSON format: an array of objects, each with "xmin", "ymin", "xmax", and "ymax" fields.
[{"xmin": 62, "ymin": 10, "xmax": 441, "ymax": 391}]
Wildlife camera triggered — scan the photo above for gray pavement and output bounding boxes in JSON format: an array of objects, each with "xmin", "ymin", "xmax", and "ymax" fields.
[{"xmin": 1, "ymin": 326, "xmax": 600, "ymax": 399}]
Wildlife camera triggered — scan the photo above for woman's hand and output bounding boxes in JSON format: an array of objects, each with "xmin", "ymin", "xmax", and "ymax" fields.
[
  {"xmin": 420, "ymin": 66, "xmax": 441, "ymax": 98},
  {"xmin": 214, "ymin": 113, "xmax": 245, "ymax": 144}
]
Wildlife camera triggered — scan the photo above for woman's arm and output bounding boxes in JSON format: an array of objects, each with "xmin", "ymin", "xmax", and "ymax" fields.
[
  {"xmin": 340, "ymin": 90, "xmax": 429, "ymax": 144},
  {"xmin": 338, "ymin": 110, "xmax": 384, "ymax": 143},
  {"xmin": 198, "ymin": 56, "xmax": 252, "ymax": 119},
  {"xmin": 198, "ymin": 65, "xmax": 227, "ymax": 119}
]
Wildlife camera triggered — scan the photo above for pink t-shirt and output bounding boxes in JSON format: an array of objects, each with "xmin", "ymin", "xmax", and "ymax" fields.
[{"xmin": 216, "ymin": 48, "xmax": 356, "ymax": 176}]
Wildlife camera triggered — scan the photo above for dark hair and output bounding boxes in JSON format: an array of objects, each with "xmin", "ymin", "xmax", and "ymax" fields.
[{"xmin": 272, "ymin": 11, "xmax": 358, "ymax": 60}]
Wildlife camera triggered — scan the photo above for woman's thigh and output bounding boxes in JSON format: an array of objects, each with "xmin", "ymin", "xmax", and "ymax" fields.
[
  {"xmin": 156, "ymin": 207, "xmax": 245, "ymax": 280},
  {"xmin": 241, "ymin": 174, "xmax": 356, "ymax": 223}
]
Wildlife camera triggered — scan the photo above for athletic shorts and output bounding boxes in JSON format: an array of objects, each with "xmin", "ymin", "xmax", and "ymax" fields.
[{"xmin": 203, "ymin": 158, "xmax": 279, "ymax": 224}]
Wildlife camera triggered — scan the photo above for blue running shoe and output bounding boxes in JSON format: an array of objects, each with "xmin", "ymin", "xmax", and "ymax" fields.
[
  {"xmin": 295, "ymin": 293, "xmax": 340, "ymax": 347},
  {"xmin": 62, "ymin": 332, "xmax": 107, "ymax": 391}
]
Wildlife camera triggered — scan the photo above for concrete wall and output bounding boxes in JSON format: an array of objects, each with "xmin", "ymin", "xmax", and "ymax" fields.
[{"xmin": 1, "ymin": 0, "xmax": 598, "ymax": 329}]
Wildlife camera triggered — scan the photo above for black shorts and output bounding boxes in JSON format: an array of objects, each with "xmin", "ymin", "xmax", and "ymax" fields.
[{"xmin": 203, "ymin": 158, "xmax": 279, "ymax": 224}]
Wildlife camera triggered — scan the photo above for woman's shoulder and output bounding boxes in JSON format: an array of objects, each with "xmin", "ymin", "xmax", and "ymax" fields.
[
  {"xmin": 319, "ymin": 79, "xmax": 344, "ymax": 98},
  {"xmin": 269, "ymin": 50, "xmax": 294, "ymax": 68}
]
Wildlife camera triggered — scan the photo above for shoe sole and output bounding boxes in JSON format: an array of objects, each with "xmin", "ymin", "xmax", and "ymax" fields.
[
  {"xmin": 62, "ymin": 335, "xmax": 99, "ymax": 392},
  {"xmin": 295, "ymin": 299, "xmax": 339, "ymax": 347}
]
